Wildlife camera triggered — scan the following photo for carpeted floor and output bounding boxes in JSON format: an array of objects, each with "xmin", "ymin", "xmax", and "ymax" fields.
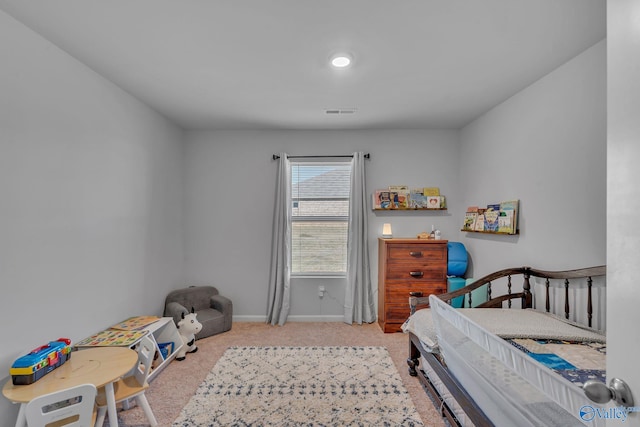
[{"xmin": 116, "ymin": 322, "xmax": 447, "ymax": 427}]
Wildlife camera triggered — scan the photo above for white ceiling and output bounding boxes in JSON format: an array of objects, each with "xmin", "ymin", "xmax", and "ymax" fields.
[{"xmin": 0, "ymin": 0, "xmax": 606, "ymax": 130}]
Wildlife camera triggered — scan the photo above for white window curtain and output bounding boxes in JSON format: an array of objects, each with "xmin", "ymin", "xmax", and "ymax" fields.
[
  {"xmin": 344, "ymin": 152, "xmax": 375, "ymax": 324},
  {"xmin": 266, "ymin": 153, "xmax": 291, "ymax": 326}
]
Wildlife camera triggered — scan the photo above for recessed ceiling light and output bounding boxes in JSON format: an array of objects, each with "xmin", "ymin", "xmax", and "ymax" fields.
[{"xmin": 331, "ymin": 54, "xmax": 352, "ymax": 68}]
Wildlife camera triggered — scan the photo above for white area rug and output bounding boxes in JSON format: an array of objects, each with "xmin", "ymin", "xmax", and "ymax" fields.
[{"xmin": 172, "ymin": 346, "xmax": 424, "ymax": 426}]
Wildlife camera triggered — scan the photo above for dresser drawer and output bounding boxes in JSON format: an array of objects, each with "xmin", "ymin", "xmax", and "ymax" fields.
[
  {"xmin": 385, "ymin": 283, "xmax": 446, "ymax": 303},
  {"xmin": 384, "ymin": 303, "xmax": 415, "ymax": 324},
  {"xmin": 385, "ymin": 265, "xmax": 446, "ymax": 281},
  {"xmin": 383, "ymin": 287, "xmax": 445, "ymax": 326},
  {"xmin": 386, "ymin": 244, "xmax": 446, "ymax": 263}
]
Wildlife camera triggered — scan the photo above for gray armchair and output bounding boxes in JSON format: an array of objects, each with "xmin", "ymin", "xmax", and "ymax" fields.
[{"xmin": 164, "ymin": 286, "xmax": 232, "ymax": 339}]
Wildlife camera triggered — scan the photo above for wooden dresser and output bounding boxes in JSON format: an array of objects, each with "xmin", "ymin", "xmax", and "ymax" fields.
[{"xmin": 378, "ymin": 238, "xmax": 448, "ymax": 333}]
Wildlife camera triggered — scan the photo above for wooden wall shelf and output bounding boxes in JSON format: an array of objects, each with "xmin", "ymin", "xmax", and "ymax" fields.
[
  {"xmin": 372, "ymin": 188, "xmax": 446, "ymax": 210},
  {"xmin": 461, "ymin": 229, "xmax": 519, "ymax": 236},
  {"xmin": 373, "ymin": 208, "xmax": 447, "ymax": 211},
  {"xmin": 462, "ymin": 200, "xmax": 519, "ymax": 234}
]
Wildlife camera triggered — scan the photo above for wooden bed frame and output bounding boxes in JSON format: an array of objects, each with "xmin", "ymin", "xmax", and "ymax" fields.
[{"xmin": 405, "ymin": 265, "xmax": 606, "ymax": 427}]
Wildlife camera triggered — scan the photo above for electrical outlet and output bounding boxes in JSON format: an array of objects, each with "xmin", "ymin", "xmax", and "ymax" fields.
[{"xmin": 318, "ymin": 285, "xmax": 325, "ymax": 297}]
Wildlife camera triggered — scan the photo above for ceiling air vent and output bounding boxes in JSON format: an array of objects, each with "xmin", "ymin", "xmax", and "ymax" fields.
[{"xmin": 325, "ymin": 108, "xmax": 357, "ymax": 115}]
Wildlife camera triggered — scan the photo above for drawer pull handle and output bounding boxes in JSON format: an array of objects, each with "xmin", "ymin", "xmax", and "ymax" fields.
[
  {"xmin": 409, "ymin": 271, "xmax": 424, "ymax": 278},
  {"xmin": 409, "ymin": 251, "xmax": 423, "ymax": 257}
]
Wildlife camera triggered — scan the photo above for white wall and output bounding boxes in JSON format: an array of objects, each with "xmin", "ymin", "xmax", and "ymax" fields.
[
  {"xmin": 458, "ymin": 41, "xmax": 606, "ymax": 278},
  {"xmin": 0, "ymin": 11, "xmax": 184, "ymax": 425},
  {"xmin": 183, "ymin": 129, "xmax": 460, "ymax": 320}
]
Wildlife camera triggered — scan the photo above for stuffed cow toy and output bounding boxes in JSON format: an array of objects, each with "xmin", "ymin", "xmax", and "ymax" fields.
[{"xmin": 175, "ymin": 308, "xmax": 202, "ymax": 361}]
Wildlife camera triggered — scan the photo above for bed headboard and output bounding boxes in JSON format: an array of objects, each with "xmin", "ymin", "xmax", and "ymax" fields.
[{"xmin": 409, "ymin": 265, "xmax": 606, "ymax": 330}]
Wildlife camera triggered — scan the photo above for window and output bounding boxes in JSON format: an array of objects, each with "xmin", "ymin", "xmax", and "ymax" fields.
[{"xmin": 291, "ymin": 161, "xmax": 351, "ymax": 275}]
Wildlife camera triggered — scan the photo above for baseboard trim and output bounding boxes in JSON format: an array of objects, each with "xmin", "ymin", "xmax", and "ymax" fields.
[{"xmin": 233, "ymin": 315, "xmax": 344, "ymax": 323}]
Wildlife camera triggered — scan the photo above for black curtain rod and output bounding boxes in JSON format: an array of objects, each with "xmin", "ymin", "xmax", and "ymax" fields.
[{"xmin": 272, "ymin": 153, "xmax": 370, "ymax": 160}]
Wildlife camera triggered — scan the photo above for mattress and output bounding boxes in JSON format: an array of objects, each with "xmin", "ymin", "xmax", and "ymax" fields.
[
  {"xmin": 402, "ymin": 305, "xmax": 606, "ymax": 353},
  {"xmin": 427, "ymin": 295, "xmax": 606, "ymax": 427}
]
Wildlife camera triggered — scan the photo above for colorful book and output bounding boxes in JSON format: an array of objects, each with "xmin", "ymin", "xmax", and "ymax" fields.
[
  {"xmin": 484, "ymin": 209, "xmax": 500, "ymax": 231},
  {"xmin": 426, "ymin": 196, "xmax": 441, "ymax": 209},
  {"xmin": 498, "ymin": 209, "xmax": 515, "ymax": 233},
  {"xmin": 389, "ymin": 191, "xmax": 399, "ymax": 209},
  {"xmin": 409, "ymin": 193, "xmax": 429, "ymax": 209},
  {"xmin": 500, "ymin": 199, "xmax": 519, "ymax": 233},
  {"xmin": 157, "ymin": 342, "xmax": 174, "ymax": 359},
  {"xmin": 500, "ymin": 200, "xmax": 519, "ymax": 211},
  {"xmin": 423, "ymin": 187, "xmax": 440, "ymax": 196},
  {"xmin": 396, "ymin": 190, "xmax": 410, "ymax": 209},
  {"xmin": 474, "ymin": 209, "xmax": 486, "ymax": 231},
  {"xmin": 373, "ymin": 190, "xmax": 391, "ymax": 209},
  {"xmin": 463, "ymin": 211, "xmax": 478, "ymax": 231}
]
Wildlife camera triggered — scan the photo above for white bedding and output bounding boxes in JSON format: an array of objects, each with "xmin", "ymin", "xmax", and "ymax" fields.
[
  {"xmin": 402, "ymin": 306, "xmax": 606, "ymax": 353},
  {"xmin": 426, "ymin": 295, "xmax": 606, "ymax": 427}
]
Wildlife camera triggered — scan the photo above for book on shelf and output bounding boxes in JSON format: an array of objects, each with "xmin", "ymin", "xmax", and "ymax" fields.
[
  {"xmin": 373, "ymin": 190, "xmax": 392, "ymax": 209},
  {"xmin": 498, "ymin": 209, "xmax": 515, "ymax": 234},
  {"xmin": 396, "ymin": 190, "xmax": 410, "ymax": 209},
  {"xmin": 474, "ymin": 209, "xmax": 486, "ymax": 231},
  {"xmin": 462, "ymin": 206, "xmax": 479, "ymax": 230},
  {"xmin": 484, "ymin": 209, "xmax": 500, "ymax": 232},
  {"xmin": 409, "ymin": 193, "xmax": 429, "ymax": 209},
  {"xmin": 500, "ymin": 200, "xmax": 519, "ymax": 211},
  {"xmin": 388, "ymin": 185, "xmax": 409, "ymax": 191},
  {"xmin": 426, "ymin": 195, "xmax": 442, "ymax": 209},
  {"xmin": 423, "ymin": 187, "xmax": 440, "ymax": 196},
  {"xmin": 389, "ymin": 191, "xmax": 399, "ymax": 209},
  {"xmin": 499, "ymin": 199, "xmax": 519, "ymax": 233},
  {"xmin": 483, "ymin": 204, "xmax": 500, "ymax": 232},
  {"xmin": 463, "ymin": 211, "xmax": 478, "ymax": 231}
]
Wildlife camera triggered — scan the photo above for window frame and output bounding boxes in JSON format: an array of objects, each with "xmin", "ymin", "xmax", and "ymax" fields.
[{"xmin": 290, "ymin": 160, "xmax": 351, "ymax": 277}]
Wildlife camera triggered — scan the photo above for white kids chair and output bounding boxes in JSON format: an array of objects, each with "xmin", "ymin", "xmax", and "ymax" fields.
[
  {"xmin": 94, "ymin": 335, "xmax": 158, "ymax": 427},
  {"xmin": 25, "ymin": 383, "xmax": 97, "ymax": 427}
]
